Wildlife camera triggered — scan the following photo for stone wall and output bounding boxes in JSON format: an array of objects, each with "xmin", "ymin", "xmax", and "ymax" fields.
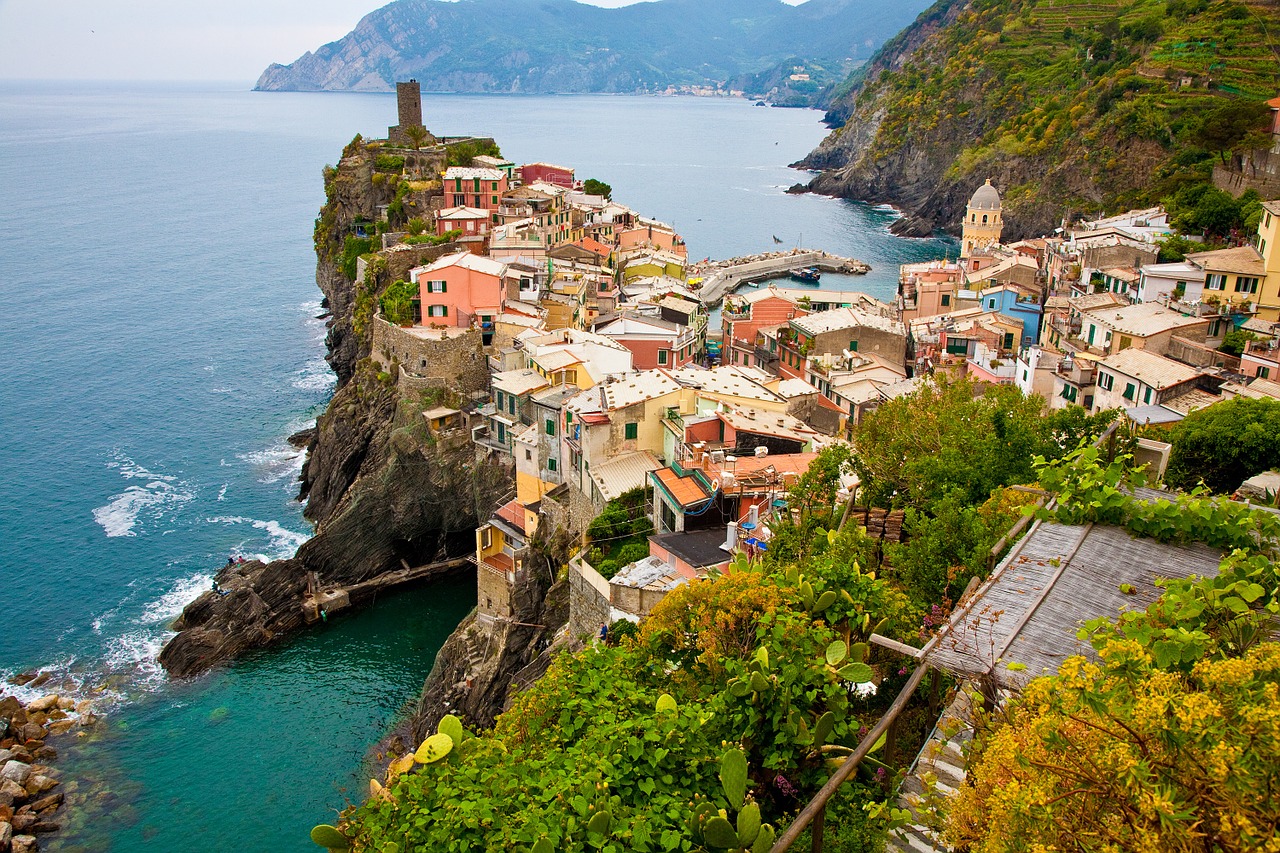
[
  {"xmin": 371, "ymin": 317, "xmax": 491, "ymax": 394},
  {"xmin": 567, "ymin": 556, "xmax": 611, "ymax": 639},
  {"xmin": 539, "ymin": 483, "xmax": 597, "ymax": 543}
]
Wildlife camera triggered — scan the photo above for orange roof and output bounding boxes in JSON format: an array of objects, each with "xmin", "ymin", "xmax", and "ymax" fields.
[
  {"xmin": 573, "ymin": 237, "xmax": 614, "ymax": 255},
  {"xmin": 495, "ymin": 499, "xmax": 525, "ymax": 530},
  {"xmin": 653, "ymin": 467, "xmax": 712, "ymax": 509},
  {"xmin": 728, "ymin": 452, "xmax": 820, "ymax": 479},
  {"xmin": 1268, "ymin": 96, "xmax": 1280, "ymax": 109}
]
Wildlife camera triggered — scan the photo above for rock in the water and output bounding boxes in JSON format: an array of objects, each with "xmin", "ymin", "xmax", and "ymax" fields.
[
  {"xmin": 0, "ymin": 763, "xmax": 30, "ymax": 786},
  {"xmin": 0, "ymin": 778, "xmax": 26, "ymax": 803},
  {"xmin": 25, "ymin": 778, "xmax": 55, "ymax": 796},
  {"xmin": 31, "ymin": 793, "xmax": 61, "ymax": 813},
  {"xmin": 29, "ymin": 821, "xmax": 58, "ymax": 834},
  {"xmin": 11, "ymin": 833, "xmax": 37, "ymax": 853},
  {"xmin": 24, "ymin": 697, "xmax": 56, "ymax": 715}
]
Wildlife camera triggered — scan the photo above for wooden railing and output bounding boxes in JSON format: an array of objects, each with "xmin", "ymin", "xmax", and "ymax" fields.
[{"xmin": 768, "ymin": 664, "xmax": 930, "ymax": 853}]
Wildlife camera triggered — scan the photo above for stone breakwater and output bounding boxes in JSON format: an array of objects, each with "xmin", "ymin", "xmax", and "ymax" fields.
[{"xmin": 0, "ymin": 689, "xmax": 98, "ymax": 853}]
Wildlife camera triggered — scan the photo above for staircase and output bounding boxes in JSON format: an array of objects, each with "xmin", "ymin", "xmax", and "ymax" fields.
[{"xmin": 884, "ymin": 686, "xmax": 976, "ymax": 853}]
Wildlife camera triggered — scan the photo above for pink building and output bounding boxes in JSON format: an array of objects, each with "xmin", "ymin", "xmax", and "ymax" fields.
[
  {"xmin": 722, "ymin": 288, "xmax": 808, "ymax": 367},
  {"xmin": 594, "ymin": 313, "xmax": 700, "ymax": 370},
  {"xmin": 444, "ymin": 167, "xmax": 508, "ymax": 211},
  {"xmin": 519, "ymin": 162, "xmax": 575, "ymax": 188},
  {"xmin": 436, "ymin": 206, "xmax": 492, "ymax": 239},
  {"xmin": 617, "ymin": 222, "xmax": 687, "ymax": 258},
  {"xmin": 412, "ymin": 251, "xmax": 507, "ymax": 329}
]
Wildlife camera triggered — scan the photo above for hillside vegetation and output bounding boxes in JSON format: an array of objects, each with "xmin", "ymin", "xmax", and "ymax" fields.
[{"xmin": 803, "ymin": 0, "xmax": 1280, "ymax": 239}]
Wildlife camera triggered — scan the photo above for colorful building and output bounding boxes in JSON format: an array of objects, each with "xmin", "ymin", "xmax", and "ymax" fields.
[
  {"xmin": 411, "ymin": 251, "xmax": 507, "ymax": 329},
  {"xmin": 443, "ymin": 167, "xmax": 508, "ymax": 212},
  {"xmin": 519, "ymin": 162, "xmax": 575, "ymax": 188}
]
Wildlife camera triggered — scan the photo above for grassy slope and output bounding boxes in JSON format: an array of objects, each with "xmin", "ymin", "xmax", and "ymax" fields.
[{"xmin": 809, "ymin": 0, "xmax": 1280, "ymax": 236}]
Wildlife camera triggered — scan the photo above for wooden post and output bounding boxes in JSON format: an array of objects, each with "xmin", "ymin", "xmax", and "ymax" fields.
[{"xmin": 810, "ymin": 805, "xmax": 825, "ymax": 853}]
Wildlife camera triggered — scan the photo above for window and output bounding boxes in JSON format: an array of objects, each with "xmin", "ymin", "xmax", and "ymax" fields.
[
  {"xmin": 1118, "ymin": 335, "xmax": 1132, "ymax": 351},
  {"xmin": 1003, "ymin": 332, "xmax": 1015, "ymax": 350},
  {"xmin": 425, "ymin": 280, "xmax": 447, "ymax": 293},
  {"xmin": 524, "ymin": 449, "xmax": 532, "ymax": 461},
  {"xmin": 480, "ymin": 526, "xmax": 492, "ymax": 549},
  {"xmin": 941, "ymin": 294, "xmax": 951, "ymax": 307},
  {"xmin": 1143, "ymin": 387, "xmax": 1152, "ymax": 404},
  {"xmin": 491, "ymin": 181, "xmax": 498, "ymax": 191},
  {"xmin": 1098, "ymin": 372, "xmax": 1114, "ymax": 391},
  {"xmin": 473, "ymin": 177, "xmax": 481, "ymax": 192},
  {"xmin": 1123, "ymin": 382, "xmax": 1136, "ymax": 401},
  {"xmin": 545, "ymin": 418, "xmax": 555, "ymax": 436},
  {"xmin": 426, "ymin": 305, "xmax": 448, "ymax": 317},
  {"xmin": 1235, "ymin": 276, "xmax": 1259, "ymax": 294},
  {"xmin": 657, "ymin": 350, "xmax": 668, "ymax": 365},
  {"xmin": 508, "ymin": 396, "xmax": 516, "ymax": 415},
  {"xmin": 1257, "ymin": 366, "xmax": 1271, "ymax": 379},
  {"xmin": 624, "ymin": 422, "xmax": 638, "ymax": 440},
  {"xmin": 1206, "ymin": 273, "xmax": 1227, "ymax": 291},
  {"xmin": 548, "ymin": 458, "xmax": 557, "ymax": 472},
  {"xmin": 848, "ymin": 340, "xmax": 859, "ymax": 352},
  {"xmin": 497, "ymin": 423, "xmax": 506, "ymax": 443},
  {"xmin": 989, "ymin": 299, "xmax": 996, "ymax": 309},
  {"xmin": 565, "ymin": 411, "xmax": 573, "ymax": 425}
]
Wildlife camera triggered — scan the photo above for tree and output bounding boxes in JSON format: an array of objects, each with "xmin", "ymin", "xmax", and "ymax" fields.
[
  {"xmin": 403, "ymin": 124, "xmax": 429, "ymax": 151},
  {"xmin": 947, "ymin": 641, "xmax": 1280, "ymax": 853},
  {"xmin": 1191, "ymin": 99, "xmax": 1271, "ymax": 166},
  {"xmin": 582, "ymin": 178, "xmax": 612, "ymax": 199},
  {"xmin": 1165, "ymin": 397, "xmax": 1280, "ymax": 494}
]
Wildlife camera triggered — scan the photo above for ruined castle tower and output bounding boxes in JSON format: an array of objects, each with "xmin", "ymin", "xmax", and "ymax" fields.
[{"xmin": 389, "ymin": 79, "xmax": 434, "ymax": 147}]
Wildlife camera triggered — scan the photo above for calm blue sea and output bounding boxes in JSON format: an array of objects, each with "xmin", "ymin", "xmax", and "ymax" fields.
[{"xmin": 0, "ymin": 81, "xmax": 951, "ymax": 851}]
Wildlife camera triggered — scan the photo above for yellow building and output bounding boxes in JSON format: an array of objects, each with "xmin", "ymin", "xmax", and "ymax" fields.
[
  {"xmin": 961, "ymin": 180, "xmax": 1004, "ymax": 261},
  {"xmin": 1255, "ymin": 200, "xmax": 1280, "ymax": 320}
]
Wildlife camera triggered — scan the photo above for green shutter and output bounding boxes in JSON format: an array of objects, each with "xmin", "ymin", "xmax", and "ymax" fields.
[
  {"xmin": 548, "ymin": 458, "xmax": 556, "ymax": 472},
  {"xmin": 545, "ymin": 419, "xmax": 555, "ymax": 436},
  {"xmin": 625, "ymin": 422, "xmax": 638, "ymax": 440},
  {"xmin": 1123, "ymin": 383, "xmax": 1136, "ymax": 400}
]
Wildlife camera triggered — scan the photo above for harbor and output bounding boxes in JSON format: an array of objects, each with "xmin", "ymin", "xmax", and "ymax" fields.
[{"xmin": 690, "ymin": 249, "xmax": 871, "ymax": 306}]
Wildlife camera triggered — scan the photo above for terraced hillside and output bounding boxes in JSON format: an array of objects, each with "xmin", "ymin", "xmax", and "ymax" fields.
[{"xmin": 801, "ymin": 0, "xmax": 1280, "ymax": 239}]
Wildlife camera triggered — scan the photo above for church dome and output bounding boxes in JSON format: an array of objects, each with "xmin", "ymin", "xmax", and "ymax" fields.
[{"xmin": 968, "ymin": 180, "xmax": 1002, "ymax": 211}]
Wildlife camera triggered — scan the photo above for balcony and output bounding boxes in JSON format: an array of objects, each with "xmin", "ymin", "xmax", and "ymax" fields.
[
  {"xmin": 471, "ymin": 425, "xmax": 513, "ymax": 455},
  {"xmin": 1054, "ymin": 358, "xmax": 1096, "ymax": 386}
]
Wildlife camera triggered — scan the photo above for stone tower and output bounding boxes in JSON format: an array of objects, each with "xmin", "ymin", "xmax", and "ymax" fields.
[
  {"xmin": 389, "ymin": 80, "xmax": 434, "ymax": 146},
  {"xmin": 961, "ymin": 179, "xmax": 1003, "ymax": 261},
  {"xmin": 397, "ymin": 80, "xmax": 422, "ymax": 128}
]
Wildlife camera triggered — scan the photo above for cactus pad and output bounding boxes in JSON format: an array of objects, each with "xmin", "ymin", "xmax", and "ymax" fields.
[
  {"xmin": 310, "ymin": 824, "xmax": 349, "ymax": 850},
  {"xmin": 736, "ymin": 801, "xmax": 761, "ymax": 847},
  {"xmin": 414, "ymin": 732, "xmax": 454, "ymax": 764},
  {"xmin": 703, "ymin": 815, "xmax": 740, "ymax": 848},
  {"xmin": 719, "ymin": 747, "xmax": 748, "ymax": 809},
  {"xmin": 437, "ymin": 714, "xmax": 465, "ymax": 745}
]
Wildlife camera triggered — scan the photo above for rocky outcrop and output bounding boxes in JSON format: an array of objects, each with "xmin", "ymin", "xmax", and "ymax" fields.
[
  {"xmin": 159, "ymin": 137, "xmax": 510, "ymax": 679},
  {"xmin": 408, "ymin": 542, "xmax": 571, "ymax": 743},
  {"xmin": 797, "ymin": 0, "xmax": 1275, "ymax": 240}
]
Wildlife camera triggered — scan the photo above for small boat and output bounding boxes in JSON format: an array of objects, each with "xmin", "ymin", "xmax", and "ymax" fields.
[{"xmin": 789, "ymin": 266, "xmax": 821, "ymax": 284}]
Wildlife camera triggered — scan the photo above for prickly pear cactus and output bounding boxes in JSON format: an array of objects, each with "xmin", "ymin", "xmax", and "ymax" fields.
[
  {"xmin": 414, "ymin": 731, "xmax": 454, "ymax": 764},
  {"xmin": 310, "ymin": 824, "xmax": 350, "ymax": 850}
]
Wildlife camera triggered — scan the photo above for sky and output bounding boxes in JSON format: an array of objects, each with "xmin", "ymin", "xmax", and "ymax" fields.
[{"xmin": 0, "ymin": 0, "xmax": 802, "ymax": 82}]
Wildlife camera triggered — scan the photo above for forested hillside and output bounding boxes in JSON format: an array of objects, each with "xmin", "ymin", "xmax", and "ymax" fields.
[{"xmin": 801, "ymin": 0, "xmax": 1280, "ymax": 239}]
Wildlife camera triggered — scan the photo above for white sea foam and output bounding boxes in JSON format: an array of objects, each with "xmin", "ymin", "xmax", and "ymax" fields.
[
  {"xmin": 293, "ymin": 356, "xmax": 336, "ymax": 392},
  {"xmin": 139, "ymin": 572, "xmax": 213, "ymax": 624},
  {"xmin": 92, "ymin": 454, "xmax": 194, "ymax": 538},
  {"xmin": 217, "ymin": 484, "xmax": 228, "ymax": 501},
  {"xmin": 237, "ymin": 444, "xmax": 304, "ymax": 484},
  {"xmin": 206, "ymin": 515, "xmax": 310, "ymax": 560}
]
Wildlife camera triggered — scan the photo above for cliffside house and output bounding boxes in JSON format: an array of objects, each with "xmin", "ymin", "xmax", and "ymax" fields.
[
  {"xmin": 444, "ymin": 166, "xmax": 508, "ymax": 212},
  {"xmin": 412, "ymin": 251, "xmax": 507, "ymax": 330},
  {"xmin": 779, "ymin": 307, "xmax": 908, "ymax": 380},
  {"xmin": 519, "ymin": 162, "xmax": 575, "ymax": 188},
  {"xmin": 435, "ymin": 205, "xmax": 492, "ymax": 244},
  {"xmin": 1135, "ymin": 261, "xmax": 1206, "ymax": 304},
  {"xmin": 973, "ymin": 283, "xmax": 1044, "ymax": 347},
  {"xmin": 1067, "ymin": 302, "xmax": 1211, "ymax": 358}
]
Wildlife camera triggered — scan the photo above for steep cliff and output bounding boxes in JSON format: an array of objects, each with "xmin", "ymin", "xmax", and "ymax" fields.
[
  {"xmin": 254, "ymin": 0, "xmax": 930, "ymax": 95},
  {"xmin": 800, "ymin": 0, "xmax": 1280, "ymax": 239},
  {"xmin": 159, "ymin": 138, "xmax": 508, "ymax": 677}
]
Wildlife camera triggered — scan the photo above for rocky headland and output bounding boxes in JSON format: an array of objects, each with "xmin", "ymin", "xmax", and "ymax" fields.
[
  {"xmin": 796, "ymin": 0, "xmax": 1280, "ymax": 239},
  {"xmin": 159, "ymin": 136, "xmax": 510, "ymax": 679}
]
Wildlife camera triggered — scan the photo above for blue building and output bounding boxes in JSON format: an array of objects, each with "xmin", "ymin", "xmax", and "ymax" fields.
[{"xmin": 977, "ymin": 284, "xmax": 1043, "ymax": 348}]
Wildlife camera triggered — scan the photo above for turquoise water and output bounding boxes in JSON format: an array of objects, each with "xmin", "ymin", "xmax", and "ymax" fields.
[{"xmin": 0, "ymin": 82, "xmax": 949, "ymax": 851}]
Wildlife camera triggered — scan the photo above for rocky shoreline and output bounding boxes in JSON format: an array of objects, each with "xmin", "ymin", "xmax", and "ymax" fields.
[{"xmin": 0, "ymin": 687, "xmax": 98, "ymax": 853}]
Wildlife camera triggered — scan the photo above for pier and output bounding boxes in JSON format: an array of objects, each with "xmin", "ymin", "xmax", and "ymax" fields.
[
  {"xmin": 692, "ymin": 249, "xmax": 871, "ymax": 306},
  {"xmin": 302, "ymin": 557, "xmax": 472, "ymax": 623}
]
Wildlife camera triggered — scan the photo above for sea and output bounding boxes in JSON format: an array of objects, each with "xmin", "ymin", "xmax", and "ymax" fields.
[{"xmin": 0, "ymin": 81, "xmax": 953, "ymax": 851}]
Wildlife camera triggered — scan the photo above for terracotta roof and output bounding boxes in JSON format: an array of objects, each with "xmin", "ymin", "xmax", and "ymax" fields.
[
  {"xmin": 1185, "ymin": 245, "xmax": 1265, "ymax": 275},
  {"xmin": 495, "ymin": 499, "xmax": 525, "ymax": 530},
  {"xmin": 652, "ymin": 467, "xmax": 713, "ymax": 509},
  {"xmin": 572, "ymin": 237, "xmax": 614, "ymax": 255}
]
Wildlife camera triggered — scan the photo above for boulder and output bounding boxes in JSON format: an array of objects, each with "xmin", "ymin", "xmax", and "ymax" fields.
[
  {"xmin": 0, "ymin": 778, "xmax": 26, "ymax": 804},
  {"xmin": 0, "ymin": 764, "xmax": 29, "ymax": 786},
  {"xmin": 30, "ymin": 793, "xmax": 60, "ymax": 813},
  {"xmin": 0, "ymin": 753, "xmax": 10, "ymax": 767},
  {"xmin": 55, "ymin": 699, "xmax": 73, "ymax": 713},
  {"xmin": 44, "ymin": 722, "xmax": 72, "ymax": 737},
  {"xmin": 10, "ymin": 834, "xmax": 35, "ymax": 853},
  {"xmin": 28, "ymin": 750, "xmax": 52, "ymax": 765},
  {"xmin": 0, "ymin": 803, "xmax": 12, "ymax": 821},
  {"xmin": 0, "ymin": 699, "xmax": 18, "ymax": 716},
  {"xmin": 29, "ymin": 821, "xmax": 58, "ymax": 835},
  {"xmin": 23, "ymin": 697, "xmax": 56, "ymax": 715},
  {"xmin": 0, "ymin": 821, "xmax": 11, "ymax": 850},
  {"xmin": 24, "ymin": 779, "xmax": 54, "ymax": 796},
  {"xmin": 16, "ymin": 726, "xmax": 42, "ymax": 745},
  {"xmin": 8, "ymin": 813, "xmax": 32, "ymax": 833},
  {"xmin": 73, "ymin": 701, "xmax": 92, "ymax": 716}
]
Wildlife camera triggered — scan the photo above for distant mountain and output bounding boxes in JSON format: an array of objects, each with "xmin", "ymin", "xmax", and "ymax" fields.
[{"xmin": 254, "ymin": 0, "xmax": 932, "ymax": 96}]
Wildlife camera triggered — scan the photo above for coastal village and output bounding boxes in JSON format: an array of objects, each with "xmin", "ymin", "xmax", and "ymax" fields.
[{"xmin": 349, "ymin": 83, "xmax": 1280, "ymax": 648}]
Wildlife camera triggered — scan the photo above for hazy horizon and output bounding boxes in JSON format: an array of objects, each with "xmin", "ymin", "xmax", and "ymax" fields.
[{"xmin": 0, "ymin": 0, "xmax": 807, "ymax": 82}]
